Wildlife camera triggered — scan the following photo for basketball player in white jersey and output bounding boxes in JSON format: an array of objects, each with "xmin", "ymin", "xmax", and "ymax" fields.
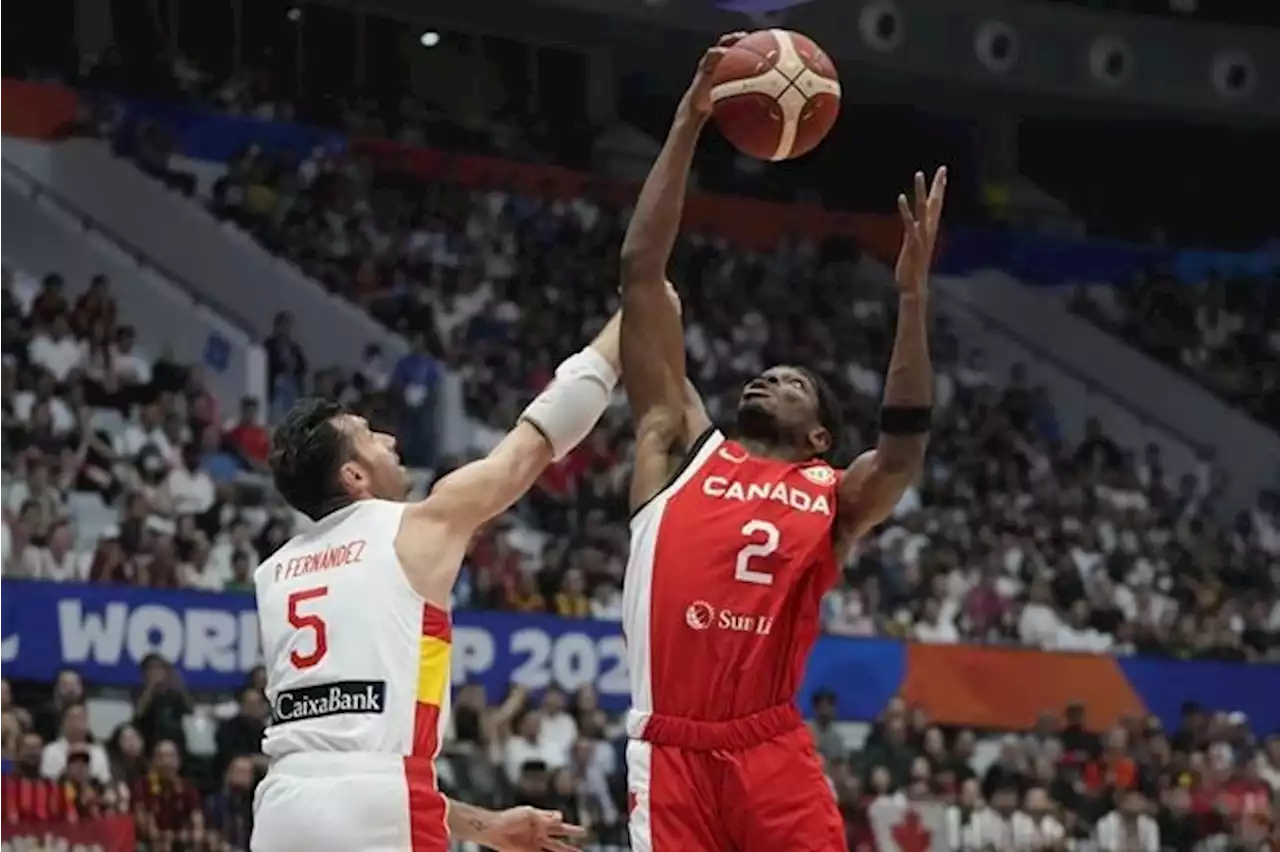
[{"xmin": 251, "ymin": 312, "xmax": 624, "ymax": 852}]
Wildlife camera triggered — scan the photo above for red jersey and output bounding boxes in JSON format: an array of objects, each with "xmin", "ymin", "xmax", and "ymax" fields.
[{"xmin": 623, "ymin": 429, "xmax": 841, "ymax": 722}]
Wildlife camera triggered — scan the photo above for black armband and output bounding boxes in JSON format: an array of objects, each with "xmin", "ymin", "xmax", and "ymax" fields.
[{"xmin": 879, "ymin": 406, "xmax": 933, "ymax": 435}]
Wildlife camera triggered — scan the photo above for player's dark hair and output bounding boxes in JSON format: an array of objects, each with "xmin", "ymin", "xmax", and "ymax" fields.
[
  {"xmin": 269, "ymin": 398, "xmax": 353, "ymax": 521},
  {"xmin": 795, "ymin": 366, "xmax": 845, "ymax": 463}
]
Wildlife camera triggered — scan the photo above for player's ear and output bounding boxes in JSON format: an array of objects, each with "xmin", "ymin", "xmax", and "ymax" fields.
[
  {"xmin": 336, "ymin": 459, "xmax": 367, "ymax": 497},
  {"xmin": 808, "ymin": 426, "xmax": 832, "ymax": 456}
]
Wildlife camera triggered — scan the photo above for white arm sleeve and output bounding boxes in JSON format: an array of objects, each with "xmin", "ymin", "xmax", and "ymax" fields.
[{"xmin": 519, "ymin": 347, "xmax": 618, "ymax": 461}]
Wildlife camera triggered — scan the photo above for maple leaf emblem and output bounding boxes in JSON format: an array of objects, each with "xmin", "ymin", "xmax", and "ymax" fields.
[{"xmin": 891, "ymin": 809, "xmax": 932, "ymax": 852}]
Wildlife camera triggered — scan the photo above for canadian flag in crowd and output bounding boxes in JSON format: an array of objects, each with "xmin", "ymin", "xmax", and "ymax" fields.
[{"xmin": 868, "ymin": 796, "xmax": 949, "ymax": 852}]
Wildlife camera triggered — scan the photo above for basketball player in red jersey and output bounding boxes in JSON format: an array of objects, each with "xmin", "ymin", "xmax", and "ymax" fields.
[{"xmin": 617, "ymin": 34, "xmax": 946, "ymax": 852}]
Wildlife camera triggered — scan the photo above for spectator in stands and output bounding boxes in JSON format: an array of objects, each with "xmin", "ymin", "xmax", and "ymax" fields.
[
  {"xmin": 23, "ymin": 517, "xmax": 81, "ymax": 581},
  {"xmin": 224, "ymin": 395, "xmax": 269, "ymax": 470},
  {"xmin": 511, "ymin": 759, "xmax": 554, "ymax": 811},
  {"xmin": 116, "ymin": 401, "xmax": 171, "ymax": 462},
  {"xmin": 263, "ymin": 311, "xmax": 306, "ymax": 416},
  {"xmin": 60, "ymin": 746, "xmax": 109, "ymax": 820},
  {"xmin": 1084, "ymin": 726, "xmax": 1140, "ymax": 795},
  {"xmin": 13, "ymin": 373, "xmax": 75, "ymax": 436},
  {"xmin": 982, "ymin": 736, "xmax": 1031, "ymax": 801},
  {"xmin": 3, "ymin": 731, "xmax": 71, "ymax": 825},
  {"xmin": 109, "ymin": 324, "xmax": 153, "ymax": 402},
  {"xmin": 1012, "ymin": 785, "xmax": 1067, "ymax": 848},
  {"xmin": 133, "ymin": 738, "xmax": 205, "ymax": 849},
  {"xmin": 353, "ymin": 343, "xmax": 392, "ymax": 397},
  {"xmin": 504, "ymin": 707, "xmax": 564, "ymax": 785},
  {"xmin": 105, "ymin": 723, "xmax": 146, "ymax": 813},
  {"xmin": 537, "ymin": 688, "xmax": 578, "ymax": 768},
  {"xmin": 1156, "ymin": 784, "xmax": 1203, "ymax": 852},
  {"xmin": 28, "ymin": 314, "xmax": 84, "ymax": 384},
  {"xmin": 70, "ymin": 274, "xmax": 117, "ymax": 339},
  {"xmin": 86, "ymin": 526, "xmax": 134, "ymax": 583},
  {"xmin": 390, "ymin": 333, "xmax": 443, "ymax": 466},
  {"xmin": 214, "ymin": 687, "xmax": 268, "ymax": 779},
  {"xmin": 165, "ymin": 444, "xmax": 216, "ymax": 516},
  {"xmin": 205, "ymin": 755, "xmax": 256, "ymax": 851},
  {"xmin": 7, "ymin": 458, "xmax": 68, "ymax": 535},
  {"xmin": 548, "ymin": 766, "xmax": 587, "ymax": 833},
  {"xmin": 811, "ymin": 690, "xmax": 847, "ymax": 768},
  {"xmin": 40, "ymin": 703, "xmax": 110, "ymax": 785},
  {"xmin": 31, "ymin": 669, "xmax": 84, "ymax": 745},
  {"xmin": 508, "ymin": 571, "xmax": 546, "ymax": 613},
  {"xmin": 970, "ymin": 781, "xmax": 1019, "ymax": 849},
  {"xmin": 861, "ymin": 711, "xmax": 917, "ymax": 788},
  {"xmin": 133, "ymin": 653, "xmax": 191, "ymax": 752},
  {"xmin": 1095, "ymin": 788, "xmax": 1160, "ymax": 852},
  {"xmin": 552, "ymin": 568, "xmax": 590, "ymax": 618},
  {"xmin": 29, "ymin": 274, "xmax": 68, "ymax": 327}
]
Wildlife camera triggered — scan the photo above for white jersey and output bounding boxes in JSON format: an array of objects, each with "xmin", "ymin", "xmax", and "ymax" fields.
[{"xmin": 254, "ymin": 500, "xmax": 452, "ymax": 761}]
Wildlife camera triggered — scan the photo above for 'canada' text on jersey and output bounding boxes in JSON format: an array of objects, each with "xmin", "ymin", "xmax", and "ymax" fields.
[{"xmin": 623, "ymin": 431, "xmax": 841, "ymax": 722}]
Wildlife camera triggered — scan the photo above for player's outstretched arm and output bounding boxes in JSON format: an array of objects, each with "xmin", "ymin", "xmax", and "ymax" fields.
[
  {"xmin": 415, "ymin": 311, "xmax": 621, "ymax": 534},
  {"xmin": 837, "ymin": 168, "xmax": 946, "ymax": 551},
  {"xmin": 620, "ymin": 36, "xmax": 738, "ymax": 510}
]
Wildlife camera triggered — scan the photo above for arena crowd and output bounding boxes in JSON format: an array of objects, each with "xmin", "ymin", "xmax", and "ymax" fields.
[
  {"xmin": 1072, "ymin": 271, "xmax": 1280, "ymax": 432},
  {"xmin": 5, "ymin": 666, "xmax": 1280, "ymax": 850},
  {"xmin": 3, "ymin": 46, "xmax": 1279, "ymax": 852}
]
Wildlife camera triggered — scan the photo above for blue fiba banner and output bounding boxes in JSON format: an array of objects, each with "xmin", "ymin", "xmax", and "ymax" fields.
[
  {"xmin": 0, "ymin": 581, "xmax": 632, "ymax": 699},
  {"xmin": 3, "ymin": 581, "xmax": 1277, "ymax": 733},
  {"xmin": 112, "ymin": 98, "xmax": 347, "ymax": 164},
  {"xmin": 0, "ymin": 580, "xmax": 897, "ymax": 714},
  {"xmin": 938, "ymin": 226, "xmax": 1278, "ymax": 288}
]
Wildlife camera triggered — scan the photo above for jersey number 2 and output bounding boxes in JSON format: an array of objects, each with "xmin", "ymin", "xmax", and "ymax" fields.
[
  {"xmin": 734, "ymin": 519, "xmax": 779, "ymax": 586},
  {"xmin": 287, "ymin": 587, "xmax": 329, "ymax": 669}
]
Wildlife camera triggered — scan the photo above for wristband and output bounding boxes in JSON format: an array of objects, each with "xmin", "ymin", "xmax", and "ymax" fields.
[
  {"xmin": 879, "ymin": 405, "xmax": 932, "ymax": 435},
  {"xmin": 520, "ymin": 347, "xmax": 618, "ymax": 461}
]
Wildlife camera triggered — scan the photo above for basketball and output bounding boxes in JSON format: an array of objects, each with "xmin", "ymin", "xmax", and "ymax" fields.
[{"xmin": 709, "ymin": 29, "xmax": 841, "ymax": 162}]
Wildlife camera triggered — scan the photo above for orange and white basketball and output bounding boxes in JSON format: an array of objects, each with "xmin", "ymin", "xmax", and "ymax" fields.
[{"xmin": 709, "ymin": 29, "xmax": 841, "ymax": 162}]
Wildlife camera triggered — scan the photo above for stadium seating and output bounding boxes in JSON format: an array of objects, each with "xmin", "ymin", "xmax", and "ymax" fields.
[{"xmin": 3, "ymin": 46, "xmax": 1278, "ymax": 852}]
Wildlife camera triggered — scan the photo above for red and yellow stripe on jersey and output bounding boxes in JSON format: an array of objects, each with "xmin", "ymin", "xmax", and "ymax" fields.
[
  {"xmin": 406, "ymin": 602, "xmax": 451, "ymax": 852},
  {"xmin": 412, "ymin": 603, "xmax": 452, "ymax": 757}
]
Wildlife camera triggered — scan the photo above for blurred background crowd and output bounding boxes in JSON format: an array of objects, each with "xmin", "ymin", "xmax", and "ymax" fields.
[{"xmin": 2, "ymin": 0, "xmax": 1278, "ymax": 849}]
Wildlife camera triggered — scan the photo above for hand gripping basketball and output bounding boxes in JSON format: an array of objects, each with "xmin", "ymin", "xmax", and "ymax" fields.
[{"xmin": 681, "ymin": 32, "xmax": 750, "ymax": 116}]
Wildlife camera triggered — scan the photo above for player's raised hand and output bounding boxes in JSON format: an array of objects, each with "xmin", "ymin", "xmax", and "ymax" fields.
[
  {"xmin": 894, "ymin": 166, "xmax": 947, "ymax": 296},
  {"xmin": 681, "ymin": 32, "xmax": 748, "ymax": 115},
  {"xmin": 483, "ymin": 806, "xmax": 586, "ymax": 852}
]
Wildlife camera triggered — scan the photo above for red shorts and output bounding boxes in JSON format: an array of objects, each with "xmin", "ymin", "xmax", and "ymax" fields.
[{"xmin": 626, "ymin": 704, "xmax": 847, "ymax": 852}]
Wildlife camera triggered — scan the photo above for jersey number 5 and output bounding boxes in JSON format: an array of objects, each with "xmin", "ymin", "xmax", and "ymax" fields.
[
  {"xmin": 287, "ymin": 587, "xmax": 329, "ymax": 669},
  {"xmin": 734, "ymin": 519, "xmax": 780, "ymax": 586}
]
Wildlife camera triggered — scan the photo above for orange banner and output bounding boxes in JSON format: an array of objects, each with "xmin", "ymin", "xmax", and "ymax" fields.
[
  {"xmin": 2, "ymin": 79, "xmax": 80, "ymax": 140},
  {"xmin": 899, "ymin": 643, "xmax": 1146, "ymax": 731}
]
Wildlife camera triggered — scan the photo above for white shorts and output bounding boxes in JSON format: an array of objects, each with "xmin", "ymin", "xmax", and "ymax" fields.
[{"xmin": 251, "ymin": 752, "xmax": 448, "ymax": 852}]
